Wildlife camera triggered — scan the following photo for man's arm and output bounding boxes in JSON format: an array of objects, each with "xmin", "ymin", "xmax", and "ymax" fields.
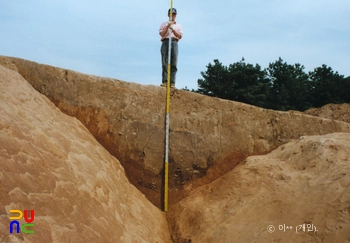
[
  {"xmin": 159, "ymin": 22, "xmax": 170, "ymax": 38},
  {"xmin": 159, "ymin": 22, "xmax": 182, "ymax": 40},
  {"xmin": 170, "ymin": 25, "xmax": 182, "ymax": 40}
]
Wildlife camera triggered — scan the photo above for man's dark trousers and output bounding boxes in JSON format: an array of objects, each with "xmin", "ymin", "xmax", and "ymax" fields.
[{"xmin": 161, "ymin": 40, "xmax": 178, "ymax": 85}]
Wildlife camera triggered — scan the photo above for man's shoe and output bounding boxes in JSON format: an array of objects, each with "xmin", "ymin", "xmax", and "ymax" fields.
[
  {"xmin": 171, "ymin": 84, "xmax": 176, "ymax": 88},
  {"xmin": 160, "ymin": 83, "xmax": 167, "ymax": 87}
]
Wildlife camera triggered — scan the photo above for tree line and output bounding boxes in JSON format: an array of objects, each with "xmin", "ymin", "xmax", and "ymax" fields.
[{"xmin": 187, "ymin": 58, "xmax": 350, "ymax": 111}]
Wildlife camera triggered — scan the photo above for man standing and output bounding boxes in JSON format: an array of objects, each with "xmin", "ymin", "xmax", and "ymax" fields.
[{"xmin": 159, "ymin": 8, "xmax": 183, "ymax": 88}]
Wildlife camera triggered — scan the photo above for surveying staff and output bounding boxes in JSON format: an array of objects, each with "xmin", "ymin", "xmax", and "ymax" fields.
[{"xmin": 159, "ymin": 8, "xmax": 183, "ymax": 88}]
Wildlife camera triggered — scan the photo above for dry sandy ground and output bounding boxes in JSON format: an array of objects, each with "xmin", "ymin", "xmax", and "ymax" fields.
[
  {"xmin": 305, "ymin": 103, "xmax": 350, "ymax": 123},
  {"xmin": 1, "ymin": 58, "xmax": 350, "ymax": 243},
  {"xmin": 0, "ymin": 64, "xmax": 170, "ymax": 242},
  {"xmin": 168, "ymin": 133, "xmax": 350, "ymax": 243}
]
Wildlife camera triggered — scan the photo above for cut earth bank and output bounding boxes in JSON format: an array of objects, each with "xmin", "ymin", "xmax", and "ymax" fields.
[
  {"xmin": 1, "ymin": 57, "xmax": 350, "ymax": 242},
  {"xmin": 1, "ymin": 56, "xmax": 350, "ymax": 209},
  {"xmin": 0, "ymin": 64, "xmax": 170, "ymax": 242}
]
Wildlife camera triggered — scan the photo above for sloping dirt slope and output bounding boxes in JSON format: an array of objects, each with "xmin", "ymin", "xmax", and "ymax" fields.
[
  {"xmin": 0, "ymin": 65, "xmax": 170, "ymax": 242},
  {"xmin": 168, "ymin": 133, "xmax": 350, "ymax": 243}
]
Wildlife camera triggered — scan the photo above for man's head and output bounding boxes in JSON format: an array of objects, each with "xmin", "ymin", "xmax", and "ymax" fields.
[
  {"xmin": 168, "ymin": 8, "xmax": 177, "ymax": 20},
  {"xmin": 168, "ymin": 8, "xmax": 177, "ymax": 15}
]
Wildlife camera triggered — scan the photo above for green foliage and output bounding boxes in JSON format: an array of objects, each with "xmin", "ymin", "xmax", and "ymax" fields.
[
  {"xmin": 197, "ymin": 59, "xmax": 270, "ymax": 107},
  {"xmin": 197, "ymin": 59, "xmax": 230, "ymax": 98},
  {"xmin": 309, "ymin": 65, "xmax": 347, "ymax": 107},
  {"xmin": 181, "ymin": 86, "xmax": 197, "ymax": 92},
  {"xmin": 343, "ymin": 76, "xmax": 350, "ymax": 103},
  {"xmin": 267, "ymin": 58, "xmax": 311, "ymax": 111},
  {"xmin": 196, "ymin": 58, "xmax": 349, "ymax": 111}
]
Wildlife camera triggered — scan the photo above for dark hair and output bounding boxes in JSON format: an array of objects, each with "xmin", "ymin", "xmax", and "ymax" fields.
[{"xmin": 168, "ymin": 8, "xmax": 177, "ymax": 14}]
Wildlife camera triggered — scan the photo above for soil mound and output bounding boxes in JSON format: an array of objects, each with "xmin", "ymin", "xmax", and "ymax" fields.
[
  {"xmin": 1, "ymin": 56, "xmax": 350, "ymax": 242},
  {"xmin": 305, "ymin": 103, "xmax": 350, "ymax": 123},
  {"xmin": 1, "ymin": 56, "xmax": 349, "ymax": 208},
  {"xmin": 0, "ymin": 65, "xmax": 170, "ymax": 242},
  {"xmin": 168, "ymin": 133, "xmax": 350, "ymax": 243}
]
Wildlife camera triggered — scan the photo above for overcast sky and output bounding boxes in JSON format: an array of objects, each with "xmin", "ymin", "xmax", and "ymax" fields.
[{"xmin": 1, "ymin": 0, "xmax": 349, "ymax": 90}]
